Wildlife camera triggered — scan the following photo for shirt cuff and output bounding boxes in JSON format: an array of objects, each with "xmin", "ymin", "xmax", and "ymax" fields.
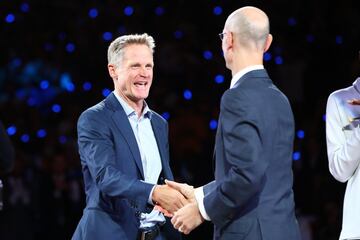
[
  {"xmin": 148, "ymin": 185, "xmax": 156, "ymax": 205},
  {"xmin": 195, "ymin": 187, "xmax": 210, "ymax": 221}
]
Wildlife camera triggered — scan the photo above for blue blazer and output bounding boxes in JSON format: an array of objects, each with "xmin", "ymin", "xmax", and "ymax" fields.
[
  {"xmin": 72, "ymin": 93, "xmax": 180, "ymax": 240},
  {"xmin": 203, "ymin": 70, "xmax": 301, "ymax": 240}
]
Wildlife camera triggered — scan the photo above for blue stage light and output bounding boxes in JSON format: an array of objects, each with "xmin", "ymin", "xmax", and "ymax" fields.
[
  {"xmin": 88, "ymin": 8, "xmax": 98, "ymax": 18},
  {"xmin": 7, "ymin": 126, "xmax": 17, "ymax": 136},
  {"xmin": 66, "ymin": 43, "xmax": 75, "ymax": 53},
  {"xmin": 27, "ymin": 97, "xmax": 36, "ymax": 106},
  {"xmin": 323, "ymin": 114, "xmax": 326, "ymax": 121},
  {"xmin": 52, "ymin": 104, "xmax": 61, "ymax": 113},
  {"xmin": 213, "ymin": 6, "xmax": 222, "ymax": 15},
  {"xmin": 161, "ymin": 112, "xmax": 170, "ymax": 120},
  {"xmin": 288, "ymin": 17, "xmax": 297, "ymax": 26},
  {"xmin": 293, "ymin": 151, "xmax": 301, "ymax": 161},
  {"xmin": 37, "ymin": 129, "xmax": 47, "ymax": 138},
  {"xmin": 5, "ymin": 14, "xmax": 15, "ymax": 23},
  {"xmin": 297, "ymin": 130, "xmax": 305, "ymax": 139},
  {"xmin": 155, "ymin": 6, "xmax": 165, "ymax": 16},
  {"xmin": 275, "ymin": 56, "xmax": 283, "ymax": 65},
  {"xmin": 174, "ymin": 30, "xmax": 183, "ymax": 39},
  {"xmin": 21, "ymin": 134, "xmax": 30, "ymax": 143},
  {"xmin": 264, "ymin": 52, "xmax": 272, "ymax": 61},
  {"xmin": 20, "ymin": 3, "xmax": 30, "ymax": 13},
  {"xmin": 335, "ymin": 35, "xmax": 343, "ymax": 45},
  {"xmin": 40, "ymin": 80, "xmax": 49, "ymax": 90},
  {"xmin": 124, "ymin": 6, "xmax": 134, "ymax": 16},
  {"xmin": 209, "ymin": 119, "xmax": 218, "ymax": 130},
  {"xmin": 183, "ymin": 89, "xmax": 192, "ymax": 100},
  {"xmin": 83, "ymin": 82, "xmax": 92, "ymax": 91},
  {"xmin": 60, "ymin": 73, "xmax": 75, "ymax": 92},
  {"xmin": 102, "ymin": 88, "xmax": 111, "ymax": 97},
  {"xmin": 203, "ymin": 50, "xmax": 213, "ymax": 60},
  {"xmin": 306, "ymin": 34, "xmax": 315, "ymax": 43},
  {"xmin": 102, "ymin": 32, "xmax": 113, "ymax": 41},
  {"xmin": 59, "ymin": 136, "xmax": 67, "ymax": 144},
  {"xmin": 214, "ymin": 74, "xmax": 224, "ymax": 84}
]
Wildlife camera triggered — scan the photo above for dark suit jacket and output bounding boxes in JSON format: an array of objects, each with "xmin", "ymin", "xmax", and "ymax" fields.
[
  {"xmin": 0, "ymin": 120, "xmax": 15, "ymax": 174},
  {"xmin": 203, "ymin": 70, "xmax": 301, "ymax": 240},
  {"xmin": 72, "ymin": 93, "xmax": 180, "ymax": 240}
]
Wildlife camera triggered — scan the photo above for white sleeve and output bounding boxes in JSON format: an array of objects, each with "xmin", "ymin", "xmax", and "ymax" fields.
[
  {"xmin": 194, "ymin": 187, "xmax": 211, "ymax": 221},
  {"xmin": 326, "ymin": 94, "xmax": 360, "ymax": 182}
]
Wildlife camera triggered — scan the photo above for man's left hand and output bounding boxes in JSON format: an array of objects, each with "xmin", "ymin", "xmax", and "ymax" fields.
[
  {"xmin": 171, "ymin": 202, "xmax": 204, "ymax": 235},
  {"xmin": 348, "ymin": 99, "xmax": 360, "ymax": 105}
]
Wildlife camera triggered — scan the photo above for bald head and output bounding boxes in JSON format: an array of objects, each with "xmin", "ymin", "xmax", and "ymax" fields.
[{"xmin": 225, "ymin": 6, "xmax": 270, "ymax": 51}]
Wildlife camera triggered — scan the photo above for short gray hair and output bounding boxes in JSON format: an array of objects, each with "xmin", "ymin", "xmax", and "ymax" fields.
[{"xmin": 107, "ymin": 33, "xmax": 155, "ymax": 66}]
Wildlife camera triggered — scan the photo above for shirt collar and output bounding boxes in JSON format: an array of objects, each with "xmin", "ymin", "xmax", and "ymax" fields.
[
  {"xmin": 230, "ymin": 65, "xmax": 264, "ymax": 89},
  {"xmin": 353, "ymin": 77, "xmax": 360, "ymax": 92},
  {"xmin": 113, "ymin": 91, "xmax": 152, "ymax": 119}
]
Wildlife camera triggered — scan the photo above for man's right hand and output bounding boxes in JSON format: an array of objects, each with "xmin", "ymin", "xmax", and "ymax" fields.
[
  {"xmin": 152, "ymin": 184, "xmax": 188, "ymax": 215},
  {"xmin": 348, "ymin": 99, "xmax": 360, "ymax": 105}
]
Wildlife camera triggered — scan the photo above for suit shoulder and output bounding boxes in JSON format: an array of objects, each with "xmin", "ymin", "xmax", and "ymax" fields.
[
  {"xmin": 151, "ymin": 111, "xmax": 167, "ymax": 125},
  {"xmin": 78, "ymin": 99, "xmax": 107, "ymax": 122}
]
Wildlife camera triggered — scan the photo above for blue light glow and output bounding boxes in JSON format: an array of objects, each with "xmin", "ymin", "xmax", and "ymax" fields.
[
  {"xmin": 275, "ymin": 56, "xmax": 283, "ymax": 65},
  {"xmin": 293, "ymin": 151, "xmax": 301, "ymax": 161},
  {"xmin": 7, "ymin": 125, "xmax": 17, "ymax": 136},
  {"xmin": 174, "ymin": 30, "xmax": 183, "ymax": 39},
  {"xmin": 44, "ymin": 43, "xmax": 54, "ymax": 52},
  {"xmin": 37, "ymin": 129, "xmax": 47, "ymax": 138},
  {"xmin": 52, "ymin": 104, "xmax": 61, "ymax": 113},
  {"xmin": 21, "ymin": 134, "xmax": 30, "ymax": 143},
  {"xmin": 20, "ymin": 3, "xmax": 30, "ymax": 13},
  {"xmin": 5, "ymin": 14, "xmax": 15, "ymax": 23},
  {"xmin": 306, "ymin": 34, "xmax": 315, "ymax": 43},
  {"xmin": 103, "ymin": 32, "xmax": 113, "ymax": 41},
  {"xmin": 66, "ymin": 43, "xmax": 75, "ymax": 53},
  {"xmin": 83, "ymin": 82, "xmax": 92, "ymax": 91},
  {"xmin": 155, "ymin": 6, "xmax": 165, "ymax": 16},
  {"xmin": 40, "ymin": 80, "xmax": 49, "ymax": 90},
  {"xmin": 60, "ymin": 73, "xmax": 75, "ymax": 92},
  {"xmin": 215, "ymin": 74, "xmax": 224, "ymax": 84},
  {"xmin": 288, "ymin": 17, "xmax": 297, "ymax": 26},
  {"xmin": 161, "ymin": 112, "xmax": 170, "ymax": 120},
  {"xmin": 209, "ymin": 120, "xmax": 218, "ymax": 130},
  {"xmin": 297, "ymin": 130, "xmax": 305, "ymax": 139},
  {"xmin": 335, "ymin": 35, "xmax": 343, "ymax": 45},
  {"xmin": 183, "ymin": 89, "xmax": 192, "ymax": 100},
  {"xmin": 323, "ymin": 114, "xmax": 326, "ymax": 121},
  {"xmin": 27, "ymin": 97, "xmax": 37, "ymax": 106},
  {"xmin": 213, "ymin": 6, "xmax": 222, "ymax": 15},
  {"xmin": 59, "ymin": 136, "xmax": 67, "ymax": 144},
  {"xmin": 102, "ymin": 88, "xmax": 111, "ymax": 97},
  {"xmin": 264, "ymin": 52, "xmax": 272, "ymax": 61},
  {"xmin": 88, "ymin": 8, "xmax": 98, "ymax": 18},
  {"xmin": 203, "ymin": 50, "xmax": 213, "ymax": 60},
  {"xmin": 124, "ymin": 6, "xmax": 134, "ymax": 16}
]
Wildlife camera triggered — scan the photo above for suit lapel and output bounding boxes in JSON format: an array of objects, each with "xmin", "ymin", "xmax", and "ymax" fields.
[
  {"xmin": 151, "ymin": 116, "xmax": 173, "ymax": 180},
  {"xmin": 106, "ymin": 93, "xmax": 145, "ymax": 179}
]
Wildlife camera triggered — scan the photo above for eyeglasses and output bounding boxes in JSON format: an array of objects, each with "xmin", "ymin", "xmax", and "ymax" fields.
[{"xmin": 218, "ymin": 32, "xmax": 227, "ymax": 40}]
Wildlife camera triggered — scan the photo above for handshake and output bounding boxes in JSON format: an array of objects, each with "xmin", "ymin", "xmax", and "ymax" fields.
[{"xmin": 152, "ymin": 180, "xmax": 205, "ymax": 234}]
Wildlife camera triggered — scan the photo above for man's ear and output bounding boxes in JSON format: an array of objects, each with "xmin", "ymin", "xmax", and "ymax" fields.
[
  {"xmin": 264, "ymin": 34, "xmax": 273, "ymax": 52},
  {"xmin": 108, "ymin": 64, "xmax": 117, "ymax": 79}
]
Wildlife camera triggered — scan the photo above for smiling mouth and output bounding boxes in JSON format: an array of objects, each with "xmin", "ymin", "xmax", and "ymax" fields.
[{"xmin": 134, "ymin": 82, "xmax": 147, "ymax": 87}]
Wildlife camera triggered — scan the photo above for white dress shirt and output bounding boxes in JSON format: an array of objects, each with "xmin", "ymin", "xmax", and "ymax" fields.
[
  {"xmin": 114, "ymin": 92, "xmax": 165, "ymax": 228},
  {"xmin": 195, "ymin": 65, "xmax": 264, "ymax": 221},
  {"xmin": 326, "ymin": 78, "xmax": 360, "ymax": 240}
]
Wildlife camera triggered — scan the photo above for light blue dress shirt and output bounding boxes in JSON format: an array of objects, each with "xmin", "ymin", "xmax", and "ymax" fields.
[{"xmin": 114, "ymin": 92, "xmax": 165, "ymax": 229}]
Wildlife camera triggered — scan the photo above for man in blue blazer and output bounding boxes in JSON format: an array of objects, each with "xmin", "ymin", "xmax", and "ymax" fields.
[
  {"xmin": 169, "ymin": 6, "xmax": 301, "ymax": 240},
  {"xmin": 72, "ymin": 34, "xmax": 185, "ymax": 240}
]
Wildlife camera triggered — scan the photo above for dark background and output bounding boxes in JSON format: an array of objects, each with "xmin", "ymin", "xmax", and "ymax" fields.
[{"xmin": 1, "ymin": 0, "xmax": 360, "ymax": 239}]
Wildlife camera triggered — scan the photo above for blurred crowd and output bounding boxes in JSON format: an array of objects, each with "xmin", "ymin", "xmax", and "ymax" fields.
[{"xmin": 1, "ymin": 0, "xmax": 360, "ymax": 239}]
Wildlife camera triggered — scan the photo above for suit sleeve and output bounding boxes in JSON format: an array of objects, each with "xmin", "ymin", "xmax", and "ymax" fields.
[
  {"xmin": 326, "ymin": 94, "xmax": 360, "ymax": 182},
  {"xmin": 0, "ymin": 120, "xmax": 15, "ymax": 173},
  {"xmin": 78, "ymin": 111, "xmax": 153, "ymax": 209},
  {"xmin": 204, "ymin": 90, "xmax": 268, "ymax": 229}
]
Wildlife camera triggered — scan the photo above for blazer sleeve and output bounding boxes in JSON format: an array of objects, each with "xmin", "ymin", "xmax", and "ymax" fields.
[
  {"xmin": 326, "ymin": 94, "xmax": 360, "ymax": 182},
  {"xmin": 204, "ymin": 89, "xmax": 268, "ymax": 229},
  {"xmin": 78, "ymin": 110, "xmax": 153, "ymax": 208},
  {"xmin": 0, "ymin": 120, "xmax": 15, "ymax": 173}
]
